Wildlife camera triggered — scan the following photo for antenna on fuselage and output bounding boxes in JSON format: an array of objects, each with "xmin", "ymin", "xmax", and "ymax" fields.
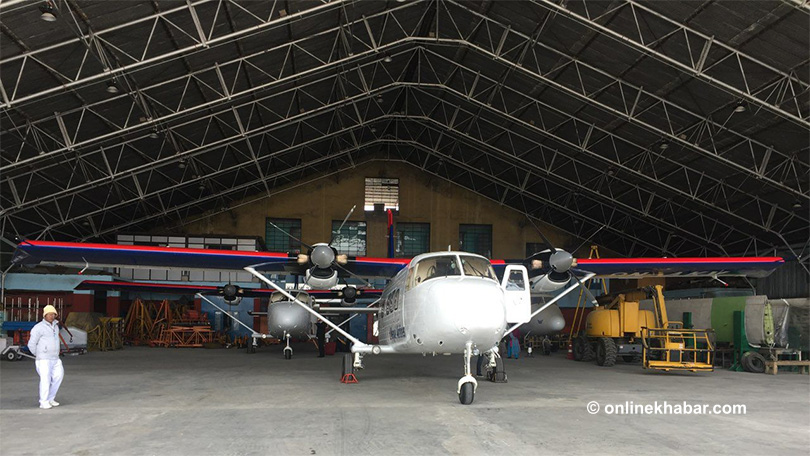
[{"xmin": 448, "ymin": 245, "xmax": 451, "ymax": 251}]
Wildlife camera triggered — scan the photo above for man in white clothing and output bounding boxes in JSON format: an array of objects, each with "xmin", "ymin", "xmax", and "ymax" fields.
[{"xmin": 27, "ymin": 305, "xmax": 64, "ymax": 409}]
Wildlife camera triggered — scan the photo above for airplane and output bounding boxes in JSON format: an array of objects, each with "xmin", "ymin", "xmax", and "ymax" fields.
[
  {"xmin": 12, "ymin": 238, "xmax": 784, "ymax": 404},
  {"xmin": 73, "ymin": 279, "xmax": 381, "ymax": 359}
]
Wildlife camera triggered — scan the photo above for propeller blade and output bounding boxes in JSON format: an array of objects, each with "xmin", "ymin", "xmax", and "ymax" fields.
[
  {"xmin": 329, "ymin": 205, "xmax": 357, "ymax": 246},
  {"xmin": 571, "ymin": 224, "xmax": 606, "ymax": 255},
  {"xmin": 570, "ymin": 272, "xmax": 599, "ymax": 306},
  {"xmin": 524, "ymin": 214, "xmax": 557, "ymax": 252},
  {"xmin": 268, "ymin": 221, "xmax": 312, "ymax": 251}
]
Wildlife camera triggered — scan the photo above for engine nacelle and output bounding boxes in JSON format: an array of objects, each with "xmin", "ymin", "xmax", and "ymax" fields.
[
  {"xmin": 530, "ymin": 273, "xmax": 569, "ymax": 294},
  {"xmin": 304, "ymin": 268, "xmax": 339, "ymax": 289},
  {"xmin": 523, "ymin": 304, "xmax": 566, "ymax": 336},
  {"xmin": 220, "ymin": 283, "xmax": 243, "ymax": 305},
  {"xmin": 340, "ymin": 286, "xmax": 358, "ymax": 306}
]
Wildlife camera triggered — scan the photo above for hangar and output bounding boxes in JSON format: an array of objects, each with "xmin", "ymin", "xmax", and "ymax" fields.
[{"xmin": 1, "ymin": 1, "xmax": 808, "ymax": 454}]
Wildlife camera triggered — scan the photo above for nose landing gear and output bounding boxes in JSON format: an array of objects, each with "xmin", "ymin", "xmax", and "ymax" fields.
[
  {"xmin": 283, "ymin": 333, "xmax": 293, "ymax": 360},
  {"xmin": 457, "ymin": 341, "xmax": 478, "ymax": 405}
]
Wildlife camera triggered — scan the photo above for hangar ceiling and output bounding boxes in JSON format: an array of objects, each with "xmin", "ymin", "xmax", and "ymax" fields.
[{"xmin": 1, "ymin": 0, "xmax": 808, "ymax": 258}]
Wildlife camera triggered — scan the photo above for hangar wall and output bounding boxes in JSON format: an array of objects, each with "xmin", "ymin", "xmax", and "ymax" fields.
[{"xmin": 172, "ymin": 161, "xmax": 598, "ymax": 259}]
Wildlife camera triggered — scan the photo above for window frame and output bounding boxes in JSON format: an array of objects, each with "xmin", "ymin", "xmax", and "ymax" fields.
[
  {"xmin": 459, "ymin": 224, "xmax": 493, "ymax": 258},
  {"xmin": 331, "ymin": 220, "xmax": 368, "ymax": 256},
  {"xmin": 265, "ymin": 217, "xmax": 303, "ymax": 253},
  {"xmin": 395, "ymin": 222, "xmax": 430, "ymax": 257},
  {"xmin": 364, "ymin": 177, "xmax": 400, "ymax": 212}
]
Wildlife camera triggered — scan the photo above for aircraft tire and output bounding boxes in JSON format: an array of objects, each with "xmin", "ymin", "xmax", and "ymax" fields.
[
  {"xmin": 246, "ymin": 344, "xmax": 256, "ymax": 354},
  {"xmin": 284, "ymin": 351, "xmax": 292, "ymax": 360},
  {"xmin": 459, "ymin": 382, "xmax": 475, "ymax": 405},
  {"xmin": 596, "ymin": 338, "xmax": 617, "ymax": 367},
  {"xmin": 489, "ymin": 356, "xmax": 507, "ymax": 382}
]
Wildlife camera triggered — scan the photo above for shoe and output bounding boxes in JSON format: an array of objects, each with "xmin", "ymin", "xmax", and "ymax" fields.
[
  {"xmin": 39, "ymin": 402, "xmax": 52, "ymax": 410},
  {"xmin": 49, "ymin": 400, "xmax": 60, "ymax": 407}
]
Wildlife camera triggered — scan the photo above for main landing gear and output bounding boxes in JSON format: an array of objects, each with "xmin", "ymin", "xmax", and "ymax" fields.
[{"xmin": 457, "ymin": 341, "xmax": 478, "ymax": 405}]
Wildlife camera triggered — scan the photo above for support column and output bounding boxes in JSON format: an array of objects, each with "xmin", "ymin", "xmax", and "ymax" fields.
[
  {"xmin": 106, "ymin": 291, "xmax": 121, "ymax": 318},
  {"xmin": 71, "ymin": 292, "xmax": 94, "ymax": 313}
]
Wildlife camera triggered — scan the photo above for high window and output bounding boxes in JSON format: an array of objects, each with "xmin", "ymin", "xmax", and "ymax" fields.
[
  {"xmin": 331, "ymin": 220, "xmax": 367, "ymax": 256},
  {"xmin": 396, "ymin": 222, "xmax": 430, "ymax": 257},
  {"xmin": 266, "ymin": 218, "xmax": 302, "ymax": 253},
  {"xmin": 364, "ymin": 177, "xmax": 399, "ymax": 212},
  {"xmin": 459, "ymin": 224, "xmax": 492, "ymax": 257}
]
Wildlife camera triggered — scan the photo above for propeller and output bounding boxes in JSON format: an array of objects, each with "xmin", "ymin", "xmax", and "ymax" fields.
[
  {"xmin": 523, "ymin": 214, "xmax": 574, "ymax": 274},
  {"xmin": 523, "ymin": 214, "xmax": 597, "ymax": 305},
  {"xmin": 268, "ymin": 205, "xmax": 365, "ymax": 289},
  {"xmin": 339, "ymin": 286, "xmax": 360, "ymax": 306},
  {"xmin": 219, "ymin": 283, "xmax": 243, "ymax": 305}
]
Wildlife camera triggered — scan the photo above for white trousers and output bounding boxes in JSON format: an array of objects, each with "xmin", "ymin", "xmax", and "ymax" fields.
[{"xmin": 35, "ymin": 359, "xmax": 64, "ymax": 405}]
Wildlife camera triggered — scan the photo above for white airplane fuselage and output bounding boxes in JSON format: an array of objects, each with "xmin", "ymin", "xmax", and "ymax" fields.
[{"xmin": 366, "ymin": 252, "xmax": 528, "ymax": 356}]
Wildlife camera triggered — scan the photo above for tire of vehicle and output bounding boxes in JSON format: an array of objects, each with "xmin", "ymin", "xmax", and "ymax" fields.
[
  {"xmin": 573, "ymin": 337, "xmax": 585, "ymax": 361},
  {"xmin": 596, "ymin": 337, "xmax": 617, "ymax": 367}
]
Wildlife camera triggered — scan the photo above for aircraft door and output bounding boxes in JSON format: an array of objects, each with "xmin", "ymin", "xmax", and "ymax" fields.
[{"xmin": 501, "ymin": 265, "xmax": 530, "ymax": 324}]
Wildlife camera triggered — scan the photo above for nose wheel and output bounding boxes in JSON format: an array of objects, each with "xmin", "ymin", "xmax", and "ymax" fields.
[
  {"xmin": 459, "ymin": 382, "xmax": 474, "ymax": 404},
  {"xmin": 457, "ymin": 341, "xmax": 478, "ymax": 405},
  {"xmin": 283, "ymin": 333, "xmax": 293, "ymax": 360}
]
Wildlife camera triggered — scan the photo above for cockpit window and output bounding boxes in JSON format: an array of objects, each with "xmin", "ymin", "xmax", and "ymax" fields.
[
  {"xmin": 460, "ymin": 256, "xmax": 497, "ymax": 281},
  {"xmin": 411, "ymin": 256, "xmax": 461, "ymax": 285}
]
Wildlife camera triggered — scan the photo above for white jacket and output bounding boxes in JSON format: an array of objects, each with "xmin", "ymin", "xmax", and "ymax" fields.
[{"xmin": 28, "ymin": 319, "xmax": 61, "ymax": 360}]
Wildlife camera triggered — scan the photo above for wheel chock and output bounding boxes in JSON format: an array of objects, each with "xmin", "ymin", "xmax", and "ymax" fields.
[{"xmin": 340, "ymin": 373, "xmax": 358, "ymax": 384}]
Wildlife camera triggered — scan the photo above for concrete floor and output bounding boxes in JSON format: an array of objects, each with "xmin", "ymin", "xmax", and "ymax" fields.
[{"xmin": 1, "ymin": 345, "xmax": 808, "ymax": 455}]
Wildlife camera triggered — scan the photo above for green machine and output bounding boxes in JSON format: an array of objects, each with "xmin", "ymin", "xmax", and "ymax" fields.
[{"xmin": 730, "ymin": 309, "xmax": 769, "ymax": 373}]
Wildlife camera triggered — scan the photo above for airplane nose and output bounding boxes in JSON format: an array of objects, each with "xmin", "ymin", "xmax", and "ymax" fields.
[{"xmin": 426, "ymin": 278, "xmax": 505, "ymax": 344}]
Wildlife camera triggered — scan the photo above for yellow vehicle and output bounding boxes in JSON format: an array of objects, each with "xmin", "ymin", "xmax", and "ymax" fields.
[
  {"xmin": 573, "ymin": 285, "xmax": 714, "ymax": 371},
  {"xmin": 572, "ymin": 290, "xmax": 655, "ymax": 366}
]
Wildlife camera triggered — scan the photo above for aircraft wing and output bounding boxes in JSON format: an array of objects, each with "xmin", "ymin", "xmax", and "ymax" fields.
[
  {"xmin": 13, "ymin": 240, "xmax": 295, "ymax": 271},
  {"xmin": 573, "ymin": 257, "xmax": 784, "ymax": 279},
  {"xmin": 75, "ymin": 280, "xmax": 383, "ymax": 299},
  {"xmin": 12, "ymin": 240, "xmax": 409, "ymax": 279},
  {"xmin": 493, "ymin": 256, "xmax": 784, "ymax": 279}
]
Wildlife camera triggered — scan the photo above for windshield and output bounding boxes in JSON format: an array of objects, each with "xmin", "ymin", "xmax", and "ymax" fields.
[
  {"xmin": 460, "ymin": 256, "xmax": 497, "ymax": 281},
  {"xmin": 411, "ymin": 255, "xmax": 461, "ymax": 285}
]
